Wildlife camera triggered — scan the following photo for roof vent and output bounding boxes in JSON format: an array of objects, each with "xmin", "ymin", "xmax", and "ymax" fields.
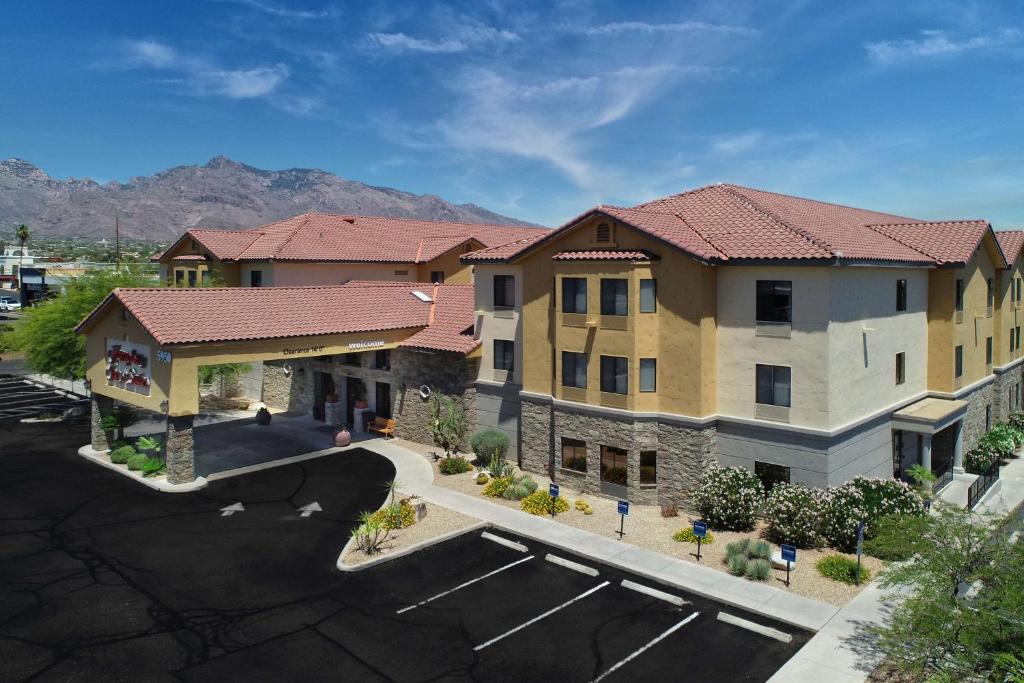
[
  {"xmin": 343, "ymin": 217, "xmax": 356, "ymax": 224},
  {"xmin": 595, "ymin": 223, "xmax": 611, "ymax": 243},
  {"xmin": 412, "ymin": 290, "xmax": 433, "ymax": 303}
]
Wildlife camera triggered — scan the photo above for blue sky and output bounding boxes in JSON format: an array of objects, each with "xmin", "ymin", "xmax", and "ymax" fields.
[{"xmin": 2, "ymin": 1, "xmax": 1023, "ymax": 227}]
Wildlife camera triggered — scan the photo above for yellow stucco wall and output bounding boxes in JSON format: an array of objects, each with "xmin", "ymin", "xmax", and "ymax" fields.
[
  {"xmin": 159, "ymin": 237, "xmax": 238, "ymax": 286},
  {"xmin": 83, "ymin": 299, "xmax": 418, "ymax": 416},
  {"xmin": 928, "ymin": 233, "xmax": 1002, "ymax": 392},
  {"xmin": 519, "ymin": 215, "xmax": 716, "ymax": 417},
  {"xmin": 997, "ymin": 258, "xmax": 1024, "ymax": 367},
  {"xmin": 416, "ymin": 240, "xmax": 482, "ymax": 284}
]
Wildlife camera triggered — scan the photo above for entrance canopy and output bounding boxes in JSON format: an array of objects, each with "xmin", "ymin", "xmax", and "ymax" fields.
[
  {"xmin": 76, "ymin": 281, "xmax": 478, "ymax": 417},
  {"xmin": 892, "ymin": 397, "xmax": 968, "ymax": 434}
]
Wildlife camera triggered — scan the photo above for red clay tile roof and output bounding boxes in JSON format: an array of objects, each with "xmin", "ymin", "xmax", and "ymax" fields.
[
  {"xmin": 996, "ymin": 230, "xmax": 1024, "ymax": 267},
  {"xmin": 552, "ymin": 249, "xmax": 656, "ymax": 261},
  {"xmin": 169, "ymin": 254, "xmax": 208, "ymax": 261},
  {"xmin": 867, "ymin": 220, "xmax": 999, "ymax": 266},
  {"xmin": 76, "ymin": 281, "xmax": 478, "ymax": 354},
  {"xmin": 464, "ymin": 183, "xmax": 993, "ymax": 266},
  {"xmin": 164, "ymin": 213, "xmax": 546, "ymax": 264}
]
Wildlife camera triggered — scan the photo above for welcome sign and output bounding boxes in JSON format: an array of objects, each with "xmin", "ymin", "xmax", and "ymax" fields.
[{"xmin": 105, "ymin": 339, "xmax": 152, "ymax": 395}]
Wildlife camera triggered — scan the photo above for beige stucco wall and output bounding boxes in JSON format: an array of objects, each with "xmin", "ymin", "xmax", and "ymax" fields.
[
  {"xmin": 996, "ymin": 260, "xmax": 1024, "ymax": 368},
  {"xmin": 473, "ymin": 263, "xmax": 523, "ymax": 385},
  {"xmin": 267, "ymin": 262, "xmax": 425, "ymax": 287},
  {"xmin": 826, "ymin": 267, "xmax": 929, "ymax": 427},
  {"xmin": 716, "ymin": 265, "xmax": 831, "ymax": 428}
]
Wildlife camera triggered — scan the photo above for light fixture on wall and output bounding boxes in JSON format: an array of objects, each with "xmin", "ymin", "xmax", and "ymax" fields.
[
  {"xmin": 419, "ymin": 384, "xmax": 432, "ymax": 400},
  {"xmin": 160, "ymin": 400, "xmax": 169, "ymax": 414},
  {"xmin": 283, "ymin": 363, "xmax": 292, "ymax": 377}
]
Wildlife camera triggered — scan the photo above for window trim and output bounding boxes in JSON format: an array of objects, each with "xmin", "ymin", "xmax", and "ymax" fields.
[
  {"xmin": 561, "ymin": 437, "xmax": 587, "ymax": 473},
  {"xmin": 600, "ymin": 278, "xmax": 629, "ymax": 316},
  {"xmin": 756, "ymin": 280, "xmax": 793, "ymax": 324},
  {"xmin": 599, "ymin": 355, "xmax": 629, "ymax": 395},
  {"xmin": 561, "ymin": 351, "xmax": 587, "ymax": 389},
  {"xmin": 493, "ymin": 274, "xmax": 515, "ymax": 309},
  {"xmin": 493, "ymin": 339, "xmax": 515, "ymax": 372},
  {"xmin": 562, "ymin": 277, "xmax": 587, "ymax": 314},
  {"xmin": 639, "ymin": 279, "xmax": 657, "ymax": 313},
  {"xmin": 755, "ymin": 363, "xmax": 792, "ymax": 408},
  {"xmin": 639, "ymin": 358, "xmax": 657, "ymax": 392}
]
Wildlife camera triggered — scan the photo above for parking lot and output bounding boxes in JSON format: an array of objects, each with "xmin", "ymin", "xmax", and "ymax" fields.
[{"xmin": 1, "ymin": 415, "xmax": 809, "ymax": 682}]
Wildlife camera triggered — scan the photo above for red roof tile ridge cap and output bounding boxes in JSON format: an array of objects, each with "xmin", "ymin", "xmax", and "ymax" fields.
[
  {"xmin": 428, "ymin": 284, "xmax": 439, "ymax": 325},
  {"xmin": 723, "ymin": 183, "xmax": 923, "ymax": 223},
  {"xmin": 863, "ymin": 225, "xmax": 943, "ymax": 263},
  {"xmin": 599, "ymin": 205, "xmax": 728, "ymax": 262},
  {"xmin": 270, "ymin": 213, "xmax": 315, "ymax": 256},
  {"xmin": 670, "ymin": 210, "xmax": 730, "ymax": 261},
  {"xmin": 719, "ymin": 184, "xmax": 835, "ymax": 257},
  {"xmin": 629, "ymin": 183, "xmax": 721, "ymax": 211}
]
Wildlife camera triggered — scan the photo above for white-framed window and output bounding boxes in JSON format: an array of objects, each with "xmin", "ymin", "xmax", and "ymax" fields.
[{"xmin": 756, "ymin": 364, "xmax": 791, "ymax": 407}]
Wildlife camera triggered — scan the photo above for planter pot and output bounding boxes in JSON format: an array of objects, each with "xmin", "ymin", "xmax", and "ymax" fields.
[
  {"xmin": 354, "ymin": 400, "xmax": 368, "ymax": 409},
  {"xmin": 325, "ymin": 393, "xmax": 338, "ymax": 404},
  {"xmin": 334, "ymin": 429, "xmax": 351, "ymax": 447},
  {"xmin": 254, "ymin": 407, "xmax": 272, "ymax": 426}
]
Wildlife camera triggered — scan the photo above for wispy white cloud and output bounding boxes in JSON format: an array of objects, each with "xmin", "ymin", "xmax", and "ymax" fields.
[
  {"xmin": 578, "ymin": 21, "xmax": 758, "ymax": 37},
  {"xmin": 120, "ymin": 39, "xmax": 292, "ymax": 100},
  {"xmin": 710, "ymin": 130, "xmax": 820, "ymax": 158},
  {"xmin": 213, "ymin": 0, "xmax": 339, "ymax": 20},
  {"xmin": 865, "ymin": 28, "xmax": 1024, "ymax": 64},
  {"xmin": 365, "ymin": 24, "xmax": 519, "ymax": 54}
]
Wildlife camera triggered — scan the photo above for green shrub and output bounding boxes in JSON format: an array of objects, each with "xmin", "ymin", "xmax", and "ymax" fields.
[
  {"xmin": 966, "ymin": 446, "xmax": 997, "ymax": 474},
  {"xmin": 520, "ymin": 490, "xmax": 569, "ymax": 516},
  {"xmin": 1008, "ymin": 411, "xmax": 1024, "ymax": 433},
  {"xmin": 471, "ymin": 429, "xmax": 510, "ymax": 463},
  {"xmin": 727, "ymin": 555, "xmax": 748, "ymax": 576},
  {"xmin": 862, "ymin": 514, "xmax": 931, "ymax": 561},
  {"xmin": 485, "ymin": 453, "xmax": 514, "ymax": 478},
  {"xmin": 821, "ymin": 477, "xmax": 924, "ymax": 551},
  {"xmin": 126, "ymin": 454, "xmax": 147, "ymax": 471},
  {"xmin": 725, "ymin": 538, "xmax": 751, "ymax": 561},
  {"xmin": 981, "ymin": 424, "xmax": 1017, "ymax": 459},
  {"xmin": 439, "ymin": 456, "xmax": 472, "ymax": 475},
  {"xmin": 500, "ymin": 474, "xmax": 538, "ymax": 501},
  {"xmin": 745, "ymin": 558, "xmax": 771, "ymax": 581},
  {"xmin": 763, "ymin": 483, "xmax": 828, "ymax": 548},
  {"xmin": 672, "ymin": 528, "xmax": 716, "ymax": 544},
  {"xmin": 369, "ymin": 501, "xmax": 416, "ymax": 530},
  {"xmin": 749, "ymin": 540, "xmax": 772, "ymax": 560},
  {"xmin": 475, "ymin": 472, "xmax": 489, "ymax": 485},
  {"xmin": 482, "ymin": 475, "xmax": 512, "ymax": 498},
  {"xmin": 816, "ymin": 554, "xmax": 870, "ymax": 585},
  {"xmin": 135, "ymin": 435, "xmax": 161, "ymax": 453},
  {"xmin": 141, "ymin": 457, "xmax": 165, "ymax": 477},
  {"xmin": 109, "ymin": 445, "xmax": 136, "ymax": 464},
  {"xmin": 693, "ymin": 464, "xmax": 764, "ymax": 531}
]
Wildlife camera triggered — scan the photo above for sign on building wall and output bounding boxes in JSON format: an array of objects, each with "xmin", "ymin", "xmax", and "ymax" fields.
[{"xmin": 105, "ymin": 339, "xmax": 152, "ymax": 395}]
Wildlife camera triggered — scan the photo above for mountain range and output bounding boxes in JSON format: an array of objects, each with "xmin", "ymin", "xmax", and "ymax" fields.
[{"xmin": 0, "ymin": 156, "xmax": 534, "ymax": 242}]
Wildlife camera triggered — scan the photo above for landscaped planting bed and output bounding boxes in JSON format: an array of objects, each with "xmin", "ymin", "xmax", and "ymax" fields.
[{"xmin": 399, "ymin": 439, "xmax": 886, "ymax": 606}]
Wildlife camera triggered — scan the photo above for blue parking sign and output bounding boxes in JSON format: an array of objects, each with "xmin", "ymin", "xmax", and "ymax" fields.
[
  {"xmin": 617, "ymin": 500, "xmax": 629, "ymax": 515},
  {"xmin": 549, "ymin": 483, "xmax": 559, "ymax": 498},
  {"xmin": 693, "ymin": 520, "xmax": 707, "ymax": 538},
  {"xmin": 781, "ymin": 544, "xmax": 797, "ymax": 563}
]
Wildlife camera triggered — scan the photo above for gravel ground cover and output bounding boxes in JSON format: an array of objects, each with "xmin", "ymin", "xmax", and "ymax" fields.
[
  {"xmin": 397, "ymin": 440, "xmax": 884, "ymax": 606},
  {"xmin": 340, "ymin": 497, "xmax": 480, "ymax": 567}
]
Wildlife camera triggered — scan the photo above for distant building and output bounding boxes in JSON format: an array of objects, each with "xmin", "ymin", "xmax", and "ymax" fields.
[{"xmin": 0, "ymin": 245, "xmax": 35, "ymax": 283}]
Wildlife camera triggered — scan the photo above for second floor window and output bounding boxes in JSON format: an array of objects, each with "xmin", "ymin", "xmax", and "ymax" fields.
[
  {"xmin": 640, "ymin": 279, "xmax": 657, "ymax": 313},
  {"xmin": 600, "ymin": 355, "xmax": 628, "ymax": 394},
  {"xmin": 1017, "ymin": 278, "xmax": 1022, "ymax": 302},
  {"xmin": 562, "ymin": 351, "xmax": 587, "ymax": 388},
  {"xmin": 494, "ymin": 275, "xmax": 515, "ymax": 308},
  {"xmin": 896, "ymin": 352, "xmax": 905, "ymax": 385},
  {"xmin": 493, "ymin": 340, "xmax": 514, "ymax": 371},
  {"xmin": 756, "ymin": 280, "xmax": 792, "ymax": 323},
  {"xmin": 756, "ymin": 364, "xmax": 791, "ymax": 407},
  {"xmin": 562, "ymin": 278, "xmax": 587, "ymax": 314},
  {"xmin": 430, "ymin": 271, "xmax": 445, "ymax": 284},
  {"xmin": 986, "ymin": 336, "xmax": 993, "ymax": 365},
  {"xmin": 600, "ymin": 279, "xmax": 628, "ymax": 315},
  {"xmin": 987, "ymin": 278, "xmax": 994, "ymax": 309},
  {"xmin": 250, "ymin": 270, "xmax": 263, "ymax": 287},
  {"xmin": 955, "ymin": 345, "xmax": 963, "ymax": 378},
  {"xmin": 896, "ymin": 279, "xmax": 907, "ymax": 311},
  {"xmin": 955, "ymin": 279, "xmax": 964, "ymax": 312}
]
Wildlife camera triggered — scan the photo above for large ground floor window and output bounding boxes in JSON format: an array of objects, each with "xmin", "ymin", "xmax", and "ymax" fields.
[
  {"xmin": 600, "ymin": 445, "xmax": 627, "ymax": 487},
  {"xmin": 561, "ymin": 437, "xmax": 586, "ymax": 473},
  {"xmin": 754, "ymin": 461, "xmax": 790, "ymax": 493}
]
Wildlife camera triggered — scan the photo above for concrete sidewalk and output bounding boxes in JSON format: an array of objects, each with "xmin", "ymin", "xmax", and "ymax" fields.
[{"xmin": 363, "ymin": 439, "xmax": 838, "ymax": 633}]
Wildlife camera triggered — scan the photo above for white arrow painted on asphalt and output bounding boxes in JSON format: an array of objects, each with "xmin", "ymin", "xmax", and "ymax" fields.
[
  {"xmin": 298, "ymin": 502, "xmax": 322, "ymax": 518},
  {"xmin": 220, "ymin": 502, "xmax": 245, "ymax": 517}
]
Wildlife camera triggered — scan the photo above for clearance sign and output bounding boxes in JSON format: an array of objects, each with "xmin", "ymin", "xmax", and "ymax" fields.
[{"xmin": 105, "ymin": 339, "xmax": 152, "ymax": 395}]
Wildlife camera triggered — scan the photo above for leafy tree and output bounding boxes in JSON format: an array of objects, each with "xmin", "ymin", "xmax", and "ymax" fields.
[
  {"xmin": 198, "ymin": 363, "xmax": 252, "ymax": 395},
  {"xmin": 428, "ymin": 393, "xmax": 468, "ymax": 458},
  {"xmin": 871, "ymin": 504, "xmax": 1024, "ymax": 680},
  {"xmin": 4, "ymin": 267, "xmax": 154, "ymax": 379}
]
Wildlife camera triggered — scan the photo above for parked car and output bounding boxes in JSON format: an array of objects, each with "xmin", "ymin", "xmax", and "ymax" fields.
[{"xmin": 0, "ymin": 297, "xmax": 21, "ymax": 311}]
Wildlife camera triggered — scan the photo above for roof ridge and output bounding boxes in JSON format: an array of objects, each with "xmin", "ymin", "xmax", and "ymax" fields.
[
  {"xmin": 270, "ymin": 213, "xmax": 314, "ymax": 257},
  {"xmin": 864, "ymin": 224, "xmax": 947, "ymax": 264},
  {"xmin": 671, "ymin": 210, "xmax": 730, "ymax": 261},
  {"xmin": 630, "ymin": 183, "xmax": 721, "ymax": 211},
  {"xmin": 868, "ymin": 219, "xmax": 988, "ymax": 227},
  {"xmin": 718, "ymin": 184, "xmax": 836, "ymax": 257},
  {"xmin": 723, "ymin": 183, "xmax": 922, "ymax": 223}
]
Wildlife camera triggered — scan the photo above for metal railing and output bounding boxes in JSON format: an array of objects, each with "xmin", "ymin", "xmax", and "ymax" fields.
[
  {"xmin": 932, "ymin": 459, "xmax": 954, "ymax": 493},
  {"xmin": 967, "ymin": 461, "xmax": 1000, "ymax": 510}
]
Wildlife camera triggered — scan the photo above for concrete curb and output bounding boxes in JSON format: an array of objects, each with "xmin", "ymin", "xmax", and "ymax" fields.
[
  {"xmin": 336, "ymin": 522, "xmax": 487, "ymax": 572},
  {"xmin": 78, "ymin": 445, "xmax": 209, "ymax": 493},
  {"xmin": 205, "ymin": 446, "xmax": 341, "ymax": 481}
]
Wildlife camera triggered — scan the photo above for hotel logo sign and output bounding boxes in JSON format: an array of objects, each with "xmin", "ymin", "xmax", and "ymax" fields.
[
  {"xmin": 105, "ymin": 340, "xmax": 152, "ymax": 396},
  {"xmin": 348, "ymin": 340, "xmax": 385, "ymax": 350}
]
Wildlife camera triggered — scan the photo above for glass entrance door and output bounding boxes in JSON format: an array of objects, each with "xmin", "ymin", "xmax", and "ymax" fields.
[{"xmin": 600, "ymin": 445, "xmax": 628, "ymax": 498}]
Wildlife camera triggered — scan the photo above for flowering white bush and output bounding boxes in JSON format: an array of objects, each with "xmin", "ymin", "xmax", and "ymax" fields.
[
  {"xmin": 763, "ymin": 483, "xmax": 828, "ymax": 548},
  {"xmin": 694, "ymin": 465, "xmax": 764, "ymax": 531},
  {"xmin": 821, "ymin": 476, "xmax": 924, "ymax": 551}
]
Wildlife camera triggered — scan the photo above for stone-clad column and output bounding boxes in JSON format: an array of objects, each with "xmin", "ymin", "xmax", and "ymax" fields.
[
  {"xmin": 921, "ymin": 433, "xmax": 933, "ymax": 473},
  {"xmin": 90, "ymin": 395, "xmax": 114, "ymax": 451},
  {"xmin": 952, "ymin": 420, "xmax": 965, "ymax": 473},
  {"xmin": 166, "ymin": 415, "xmax": 195, "ymax": 484}
]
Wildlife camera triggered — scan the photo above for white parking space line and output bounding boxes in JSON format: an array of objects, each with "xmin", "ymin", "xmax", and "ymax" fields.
[
  {"xmin": 591, "ymin": 612, "xmax": 700, "ymax": 682},
  {"xmin": 620, "ymin": 580, "xmax": 688, "ymax": 606},
  {"xmin": 545, "ymin": 553, "xmax": 599, "ymax": 576},
  {"xmin": 396, "ymin": 555, "xmax": 535, "ymax": 614},
  {"xmin": 473, "ymin": 581, "xmax": 611, "ymax": 651},
  {"xmin": 716, "ymin": 611, "xmax": 793, "ymax": 644},
  {"xmin": 480, "ymin": 531, "xmax": 528, "ymax": 552}
]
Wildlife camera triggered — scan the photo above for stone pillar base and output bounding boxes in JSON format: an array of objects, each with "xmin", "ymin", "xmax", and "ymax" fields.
[
  {"xmin": 166, "ymin": 415, "xmax": 196, "ymax": 485},
  {"xmin": 90, "ymin": 395, "xmax": 114, "ymax": 451}
]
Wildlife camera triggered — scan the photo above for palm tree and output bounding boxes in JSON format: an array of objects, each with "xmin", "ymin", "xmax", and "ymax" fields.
[{"xmin": 14, "ymin": 224, "xmax": 29, "ymax": 286}]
